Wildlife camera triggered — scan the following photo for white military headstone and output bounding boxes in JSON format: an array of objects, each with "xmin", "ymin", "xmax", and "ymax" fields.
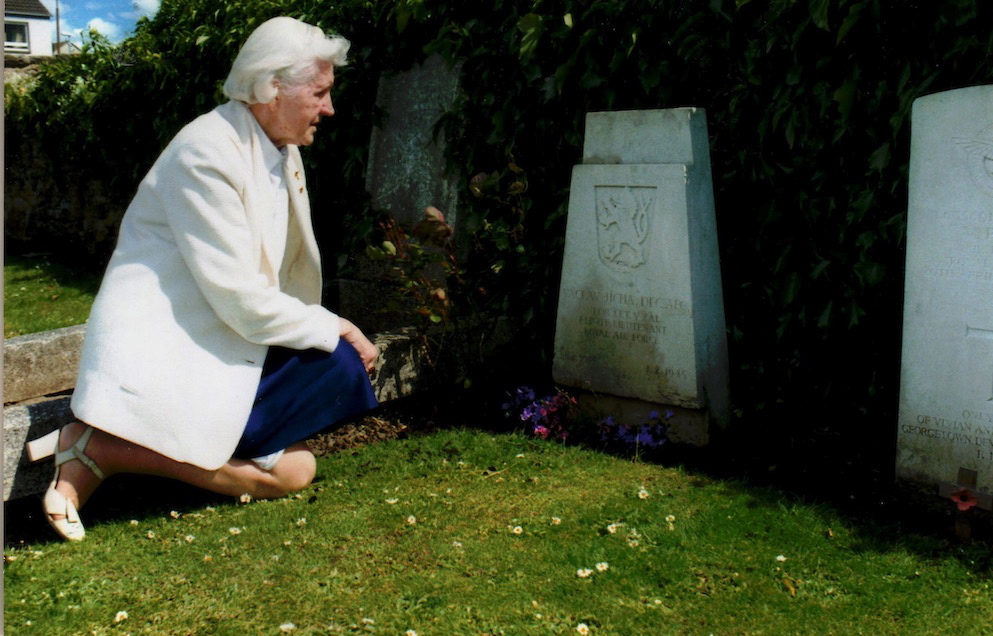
[
  {"xmin": 553, "ymin": 109, "xmax": 729, "ymax": 444},
  {"xmin": 898, "ymin": 85, "xmax": 993, "ymax": 509}
]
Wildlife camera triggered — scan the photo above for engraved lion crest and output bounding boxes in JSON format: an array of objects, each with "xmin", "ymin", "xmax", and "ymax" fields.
[{"xmin": 595, "ymin": 185, "xmax": 655, "ymax": 272}]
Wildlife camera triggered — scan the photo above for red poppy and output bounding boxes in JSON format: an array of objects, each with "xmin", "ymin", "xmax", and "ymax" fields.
[{"xmin": 950, "ymin": 488, "xmax": 979, "ymax": 512}]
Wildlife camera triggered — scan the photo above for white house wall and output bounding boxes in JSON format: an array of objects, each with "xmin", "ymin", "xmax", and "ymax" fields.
[
  {"xmin": 6, "ymin": 15, "xmax": 53, "ymax": 56},
  {"xmin": 27, "ymin": 16, "xmax": 52, "ymax": 55}
]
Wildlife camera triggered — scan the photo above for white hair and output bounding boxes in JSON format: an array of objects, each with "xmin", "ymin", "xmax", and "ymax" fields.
[{"xmin": 223, "ymin": 17, "xmax": 350, "ymax": 104}]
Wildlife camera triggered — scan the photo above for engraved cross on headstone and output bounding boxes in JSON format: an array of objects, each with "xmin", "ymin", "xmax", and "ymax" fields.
[{"xmin": 966, "ymin": 324, "xmax": 993, "ymax": 401}]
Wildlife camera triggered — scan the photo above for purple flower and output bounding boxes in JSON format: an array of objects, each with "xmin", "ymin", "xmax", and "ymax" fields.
[
  {"xmin": 507, "ymin": 387, "xmax": 583, "ymax": 443},
  {"xmin": 504, "ymin": 386, "xmax": 538, "ymax": 419},
  {"xmin": 636, "ymin": 428, "xmax": 656, "ymax": 447}
]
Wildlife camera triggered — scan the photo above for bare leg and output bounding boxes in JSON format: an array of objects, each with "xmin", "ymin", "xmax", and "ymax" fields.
[{"xmin": 52, "ymin": 421, "xmax": 317, "ymax": 516}]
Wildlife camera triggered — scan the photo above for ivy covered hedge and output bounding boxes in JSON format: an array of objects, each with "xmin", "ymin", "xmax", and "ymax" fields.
[{"xmin": 6, "ymin": 0, "xmax": 993, "ymax": 439}]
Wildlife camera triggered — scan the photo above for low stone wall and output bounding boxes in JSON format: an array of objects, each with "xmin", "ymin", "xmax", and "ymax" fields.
[
  {"xmin": 3, "ymin": 318, "xmax": 513, "ymax": 501},
  {"xmin": 4, "ymin": 324, "xmax": 86, "ymax": 405}
]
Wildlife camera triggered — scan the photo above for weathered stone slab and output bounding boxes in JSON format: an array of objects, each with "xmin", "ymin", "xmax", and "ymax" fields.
[
  {"xmin": 582, "ymin": 109, "xmax": 706, "ymax": 165},
  {"xmin": 3, "ymin": 324, "xmax": 86, "ymax": 404},
  {"xmin": 3, "ymin": 396, "xmax": 77, "ymax": 501},
  {"xmin": 897, "ymin": 85, "xmax": 993, "ymax": 508},
  {"xmin": 366, "ymin": 54, "xmax": 461, "ymax": 229},
  {"xmin": 553, "ymin": 108, "xmax": 729, "ymax": 444},
  {"xmin": 3, "ymin": 320, "xmax": 515, "ymax": 500}
]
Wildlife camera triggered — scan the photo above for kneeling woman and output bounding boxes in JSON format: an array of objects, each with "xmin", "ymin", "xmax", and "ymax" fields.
[{"xmin": 27, "ymin": 17, "xmax": 378, "ymax": 541}]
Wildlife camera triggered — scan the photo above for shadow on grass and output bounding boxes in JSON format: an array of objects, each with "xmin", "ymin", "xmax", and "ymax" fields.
[
  {"xmin": 6, "ymin": 390, "xmax": 992, "ymax": 580},
  {"xmin": 3, "ymin": 405, "xmax": 419, "ymax": 548},
  {"xmin": 5, "ymin": 475, "xmax": 230, "ymax": 547},
  {"xmin": 442, "ymin": 387, "xmax": 993, "ymax": 577},
  {"xmin": 646, "ymin": 423, "xmax": 993, "ymax": 578},
  {"xmin": 4, "ymin": 252, "xmax": 104, "ymax": 338},
  {"xmin": 4, "ymin": 254, "xmax": 104, "ymax": 302}
]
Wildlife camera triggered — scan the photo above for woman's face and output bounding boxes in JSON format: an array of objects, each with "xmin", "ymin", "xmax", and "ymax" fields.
[{"xmin": 262, "ymin": 63, "xmax": 335, "ymax": 147}]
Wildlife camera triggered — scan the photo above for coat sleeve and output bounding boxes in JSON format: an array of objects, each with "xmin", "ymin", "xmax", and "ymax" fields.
[{"xmin": 149, "ymin": 132, "xmax": 340, "ymax": 353}]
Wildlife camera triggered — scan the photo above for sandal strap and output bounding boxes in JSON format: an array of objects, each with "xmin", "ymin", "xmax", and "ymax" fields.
[
  {"xmin": 42, "ymin": 484, "xmax": 85, "ymax": 541},
  {"xmin": 43, "ymin": 486, "xmax": 81, "ymax": 524},
  {"xmin": 54, "ymin": 427, "xmax": 106, "ymax": 481}
]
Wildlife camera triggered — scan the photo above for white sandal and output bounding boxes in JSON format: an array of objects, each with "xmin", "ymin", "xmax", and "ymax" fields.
[{"xmin": 26, "ymin": 425, "xmax": 105, "ymax": 541}]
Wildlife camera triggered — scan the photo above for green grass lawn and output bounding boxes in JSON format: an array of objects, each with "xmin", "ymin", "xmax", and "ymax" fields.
[
  {"xmin": 6, "ymin": 429, "xmax": 992, "ymax": 635},
  {"xmin": 4, "ymin": 254, "xmax": 101, "ymax": 338}
]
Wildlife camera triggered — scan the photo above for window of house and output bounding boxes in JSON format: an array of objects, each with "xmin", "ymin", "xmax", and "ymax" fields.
[{"xmin": 5, "ymin": 21, "xmax": 30, "ymax": 53}]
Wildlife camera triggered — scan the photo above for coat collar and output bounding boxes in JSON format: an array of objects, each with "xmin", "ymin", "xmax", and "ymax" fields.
[
  {"xmin": 224, "ymin": 101, "xmax": 301, "ymax": 280},
  {"xmin": 217, "ymin": 101, "xmax": 318, "ymax": 293}
]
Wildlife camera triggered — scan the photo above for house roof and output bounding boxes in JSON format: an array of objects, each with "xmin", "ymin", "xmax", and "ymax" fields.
[{"xmin": 5, "ymin": 0, "xmax": 52, "ymax": 19}]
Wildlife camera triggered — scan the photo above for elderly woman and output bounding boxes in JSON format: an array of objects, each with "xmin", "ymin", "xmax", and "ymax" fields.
[{"xmin": 26, "ymin": 17, "xmax": 378, "ymax": 541}]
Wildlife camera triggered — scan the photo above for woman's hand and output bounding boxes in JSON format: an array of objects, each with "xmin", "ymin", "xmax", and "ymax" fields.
[{"xmin": 339, "ymin": 318, "xmax": 378, "ymax": 373}]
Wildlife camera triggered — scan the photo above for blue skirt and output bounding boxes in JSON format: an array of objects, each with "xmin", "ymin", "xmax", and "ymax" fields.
[{"xmin": 233, "ymin": 341, "xmax": 378, "ymax": 459}]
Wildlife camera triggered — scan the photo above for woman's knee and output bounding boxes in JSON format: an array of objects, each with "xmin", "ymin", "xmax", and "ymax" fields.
[{"xmin": 272, "ymin": 446, "xmax": 316, "ymax": 494}]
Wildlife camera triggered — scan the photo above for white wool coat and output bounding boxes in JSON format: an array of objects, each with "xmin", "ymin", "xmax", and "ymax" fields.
[{"xmin": 71, "ymin": 101, "xmax": 340, "ymax": 469}]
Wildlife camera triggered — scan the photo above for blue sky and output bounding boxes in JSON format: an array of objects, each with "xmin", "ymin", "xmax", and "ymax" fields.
[{"xmin": 40, "ymin": 0, "xmax": 160, "ymax": 45}]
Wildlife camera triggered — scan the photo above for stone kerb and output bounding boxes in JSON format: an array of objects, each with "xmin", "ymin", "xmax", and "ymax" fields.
[
  {"xmin": 553, "ymin": 108, "xmax": 730, "ymax": 445},
  {"xmin": 3, "ymin": 321, "xmax": 504, "ymax": 501},
  {"xmin": 4, "ymin": 324, "xmax": 86, "ymax": 404}
]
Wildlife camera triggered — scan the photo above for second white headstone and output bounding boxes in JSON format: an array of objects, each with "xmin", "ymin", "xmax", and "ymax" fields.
[
  {"xmin": 897, "ymin": 85, "xmax": 993, "ymax": 509},
  {"xmin": 553, "ymin": 109, "xmax": 729, "ymax": 443}
]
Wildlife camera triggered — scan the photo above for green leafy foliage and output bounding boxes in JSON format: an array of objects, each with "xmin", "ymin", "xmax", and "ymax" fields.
[
  {"xmin": 402, "ymin": 0, "xmax": 993, "ymax": 437},
  {"xmin": 5, "ymin": 0, "xmax": 387, "ymax": 260},
  {"xmin": 6, "ymin": 0, "xmax": 993, "ymax": 437},
  {"xmin": 365, "ymin": 206, "xmax": 457, "ymax": 330}
]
